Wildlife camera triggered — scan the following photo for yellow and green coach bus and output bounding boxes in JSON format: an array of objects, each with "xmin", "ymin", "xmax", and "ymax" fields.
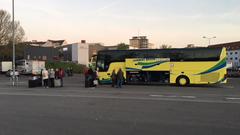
[{"xmin": 93, "ymin": 47, "xmax": 227, "ymax": 86}]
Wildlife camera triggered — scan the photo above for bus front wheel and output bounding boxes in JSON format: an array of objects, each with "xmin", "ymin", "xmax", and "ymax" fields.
[{"xmin": 176, "ymin": 76, "xmax": 190, "ymax": 86}]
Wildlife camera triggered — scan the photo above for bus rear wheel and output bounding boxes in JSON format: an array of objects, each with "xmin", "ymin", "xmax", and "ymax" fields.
[{"xmin": 176, "ymin": 76, "xmax": 190, "ymax": 86}]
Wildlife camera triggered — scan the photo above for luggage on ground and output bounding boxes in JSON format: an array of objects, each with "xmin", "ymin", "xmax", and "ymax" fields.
[
  {"xmin": 28, "ymin": 79, "xmax": 42, "ymax": 88},
  {"xmin": 54, "ymin": 79, "xmax": 61, "ymax": 87},
  {"xmin": 93, "ymin": 79, "xmax": 98, "ymax": 86}
]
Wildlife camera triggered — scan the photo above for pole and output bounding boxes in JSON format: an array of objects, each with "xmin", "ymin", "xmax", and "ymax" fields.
[
  {"xmin": 203, "ymin": 36, "xmax": 216, "ymax": 46},
  {"xmin": 12, "ymin": 0, "xmax": 15, "ymax": 86}
]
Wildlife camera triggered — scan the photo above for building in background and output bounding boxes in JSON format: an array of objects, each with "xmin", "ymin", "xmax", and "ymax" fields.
[
  {"xmin": 23, "ymin": 40, "xmax": 47, "ymax": 47},
  {"xmin": 59, "ymin": 41, "xmax": 89, "ymax": 65},
  {"xmin": 45, "ymin": 40, "xmax": 67, "ymax": 48},
  {"xmin": 58, "ymin": 41, "xmax": 106, "ymax": 65},
  {"xmin": 23, "ymin": 40, "xmax": 107, "ymax": 66},
  {"xmin": 209, "ymin": 41, "xmax": 240, "ymax": 69},
  {"xmin": 130, "ymin": 36, "xmax": 149, "ymax": 49},
  {"xmin": 24, "ymin": 46, "xmax": 59, "ymax": 62},
  {"xmin": 88, "ymin": 43, "xmax": 106, "ymax": 58},
  {"xmin": 24, "ymin": 40, "xmax": 67, "ymax": 48},
  {"xmin": 105, "ymin": 45, "xmax": 118, "ymax": 50},
  {"xmin": 148, "ymin": 43, "xmax": 156, "ymax": 49}
]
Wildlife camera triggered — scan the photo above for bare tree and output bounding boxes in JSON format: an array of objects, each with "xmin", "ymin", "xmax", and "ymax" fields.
[
  {"xmin": 159, "ymin": 44, "xmax": 172, "ymax": 49},
  {"xmin": 0, "ymin": 9, "xmax": 25, "ymax": 46}
]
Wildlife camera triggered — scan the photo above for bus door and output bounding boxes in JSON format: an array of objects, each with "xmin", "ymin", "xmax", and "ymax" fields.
[{"xmin": 126, "ymin": 58, "xmax": 171, "ymax": 84}]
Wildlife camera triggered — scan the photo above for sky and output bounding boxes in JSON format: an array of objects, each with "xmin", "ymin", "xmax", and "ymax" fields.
[{"xmin": 0, "ymin": 0, "xmax": 240, "ymax": 47}]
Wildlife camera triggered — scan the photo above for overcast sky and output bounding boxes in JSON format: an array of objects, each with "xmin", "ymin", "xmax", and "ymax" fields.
[{"xmin": 0, "ymin": 0, "xmax": 240, "ymax": 47}]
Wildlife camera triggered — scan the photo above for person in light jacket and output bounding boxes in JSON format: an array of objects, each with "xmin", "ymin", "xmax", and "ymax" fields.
[
  {"xmin": 42, "ymin": 69, "xmax": 49, "ymax": 88},
  {"xmin": 49, "ymin": 69, "xmax": 55, "ymax": 88}
]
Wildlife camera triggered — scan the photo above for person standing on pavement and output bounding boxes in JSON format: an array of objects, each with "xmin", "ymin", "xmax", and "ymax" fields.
[
  {"xmin": 58, "ymin": 68, "xmax": 64, "ymax": 87},
  {"xmin": 66, "ymin": 67, "xmax": 70, "ymax": 77},
  {"xmin": 92, "ymin": 70, "xmax": 98, "ymax": 87},
  {"xmin": 55, "ymin": 68, "xmax": 59, "ymax": 79},
  {"xmin": 87, "ymin": 68, "xmax": 94, "ymax": 87},
  {"xmin": 116, "ymin": 68, "xmax": 124, "ymax": 88},
  {"xmin": 40, "ymin": 69, "xmax": 43, "ymax": 80},
  {"xmin": 70, "ymin": 67, "xmax": 73, "ymax": 76},
  {"xmin": 42, "ymin": 68, "xmax": 49, "ymax": 88},
  {"xmin": 111, "ymin": 69, "xmax": 117, "ymax": 88},
  {"xmin": 84, "ymin": 67, "xmax": 90, "ymax": 88},
  {"xmin": 49, "ymin": 69, "xmax": 55, "ymax": 88}
]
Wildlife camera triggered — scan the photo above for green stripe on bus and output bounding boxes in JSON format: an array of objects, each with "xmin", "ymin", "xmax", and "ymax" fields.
[{"xmin": 197, "ymin": 58, "xmax": 227, "ymax": 75}]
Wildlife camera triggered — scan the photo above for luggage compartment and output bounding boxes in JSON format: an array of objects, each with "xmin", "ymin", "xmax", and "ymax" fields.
[{"xmin": 126, "ymin": 71, "xmax": 170, "ymax": 85}]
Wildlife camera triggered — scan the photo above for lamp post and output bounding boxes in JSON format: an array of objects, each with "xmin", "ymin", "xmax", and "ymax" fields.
[
  {"xmin": 12, "ymin": 0, "xmax": 16, "ymax": 86},
  {"xmin": 203, "ymin": 36, "xmax": 216, "ymax": 46}
]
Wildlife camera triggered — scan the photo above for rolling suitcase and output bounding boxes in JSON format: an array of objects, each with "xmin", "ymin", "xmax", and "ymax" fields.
[{"xmin": 54, "ymin": 79, "xmax": 61, "ymax": 87}]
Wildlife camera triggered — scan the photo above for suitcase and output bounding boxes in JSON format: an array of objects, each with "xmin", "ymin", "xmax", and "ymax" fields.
[
  {"xmin": 54, "ymin": 79, "xmax": 61, "ymax": 87},
  {"xmin": 28, "ymin": 79, "xmax": 42, "ymax": 88},
  {"xmin": 93, "ymin": 80, "xmax": 98, "ymax": 86}
]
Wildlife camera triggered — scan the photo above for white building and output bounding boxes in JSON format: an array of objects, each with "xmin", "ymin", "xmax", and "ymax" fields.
[
  {"xmin": 61, "ymin": 42, "xmax": 89, "ymax": 66},
  {"xmin": 227, "ymin": 50, "xmax": 240, "ymax": 69},
  {"xmin": 60, "ymin": 41, "xmax": 106, "ymax": 66},
  {"xmin": 209, "ymin": 41, "xmax": 240, "ymax": 69}
]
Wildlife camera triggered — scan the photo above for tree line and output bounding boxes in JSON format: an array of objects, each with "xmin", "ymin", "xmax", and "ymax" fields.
[{"xmin": 0, "ymin": 9, "xmax": 25, "ymax": 61}]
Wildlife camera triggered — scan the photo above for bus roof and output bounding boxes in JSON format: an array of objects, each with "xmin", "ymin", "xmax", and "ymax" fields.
[
  {"xmin": 98, "ymin": 47, "xmax": 223, "ymax": 54},
  {"xmin": 97, "ymin": 47, "xmax": 224, "ymax": 62}
]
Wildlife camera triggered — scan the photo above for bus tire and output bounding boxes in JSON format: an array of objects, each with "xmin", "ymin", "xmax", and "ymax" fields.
[{"xmin": 176, "ymin": 75, "xmax": 190, "ymax": 86}]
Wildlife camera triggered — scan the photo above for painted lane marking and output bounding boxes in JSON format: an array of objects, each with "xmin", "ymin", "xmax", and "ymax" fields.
[
  {"xmin": 150, "ymin": 95, "xmax": 196, "ymax": 99},
  {"xmin": 149, "ymin": 95, "xmax": 164, "ymax": 97},
  {"xmin": 1, "ymin": 92, "xmax": 240, "ymax": 104},
  {"xmin": 226, "ymin": 98, "xmax": 240, "ymax": 100},
  {"xmin": 150, "ymin": 95, "xmax": 177, "ymax": 98},
  {"xmin": 181, "ymin": 96, "xmax": 196, "ymax": 99}
]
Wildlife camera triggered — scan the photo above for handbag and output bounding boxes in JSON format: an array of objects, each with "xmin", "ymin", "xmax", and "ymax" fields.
[{"xmin": 93, "ymin": 80, "xmax": 98, "ymax": 85}]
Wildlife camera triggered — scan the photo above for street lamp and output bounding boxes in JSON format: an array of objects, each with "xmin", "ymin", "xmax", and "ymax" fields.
[
  {"xmin": 203, "ymin": 36, "xmax": 216, "ymax": 46},
  {"xmin": 12, "ymin": 0, "xmax": 16, "ymax": 86}
]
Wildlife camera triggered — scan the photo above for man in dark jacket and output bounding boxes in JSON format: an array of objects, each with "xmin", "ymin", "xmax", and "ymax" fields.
[
  {"xmin": 87, "ymin": 68, "xmax": 94, "ymax": 87},
  {"xmin": 116, "ymin": 68, "xmax": 124, "ymax": 88},
  {"xmin": 111, "ymin": 69, "xmax": 117, "ymax": 87},
  {"xmin": 57, "ymin": 68, "xmax": 64, "ymax": 87},
  {"xmin": 84, "ymin": 67, "xmax": 89, "ymax": 88}
]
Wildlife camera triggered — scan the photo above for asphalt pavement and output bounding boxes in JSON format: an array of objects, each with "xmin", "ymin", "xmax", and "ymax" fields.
[{"xmin": 0, "ymin": 74, "xmax": 240, "ymax": 135}]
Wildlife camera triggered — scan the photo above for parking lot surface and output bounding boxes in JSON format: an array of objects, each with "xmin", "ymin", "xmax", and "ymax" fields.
[{"xmin": 0, "ymin": 74, "xmax": 240, "ymax": 135}]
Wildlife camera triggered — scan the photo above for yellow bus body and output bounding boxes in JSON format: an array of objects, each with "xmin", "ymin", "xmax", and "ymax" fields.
[{"xmin": 97, "ymin": 48, "xmax": 227, "ymax": 85}]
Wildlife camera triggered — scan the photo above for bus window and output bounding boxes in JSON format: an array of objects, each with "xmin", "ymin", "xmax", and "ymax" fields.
[
  {"xmin": 90, "ymin": 55, "xmax": 97, "ymax": 69},
  {"xmin": 97, "ymin": 59, "xmax": 105, "ymax": 72}
]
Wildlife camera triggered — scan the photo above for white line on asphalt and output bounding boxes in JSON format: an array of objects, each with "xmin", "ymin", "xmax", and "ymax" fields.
[
  {"xmin": 1, "ymin": 92, "xmax": 240, "ymax": 104},
  {"xmin": 181, "ymin": 96, "xmax": 196, "ymax": 99},
  {"xmin": 226, "ymin": 98, "xmax": 240, "ymax": 100},
  {"xmin": 150, "ymin": 95, "xmax": 164, "ymax": 97},
  {"xmin": 150, "ymin": 95, "xmax": 178, "ymax": 98},
  {"xmin": 150, "ymin": 95, "xmax": 196, "ymax": 99}
]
